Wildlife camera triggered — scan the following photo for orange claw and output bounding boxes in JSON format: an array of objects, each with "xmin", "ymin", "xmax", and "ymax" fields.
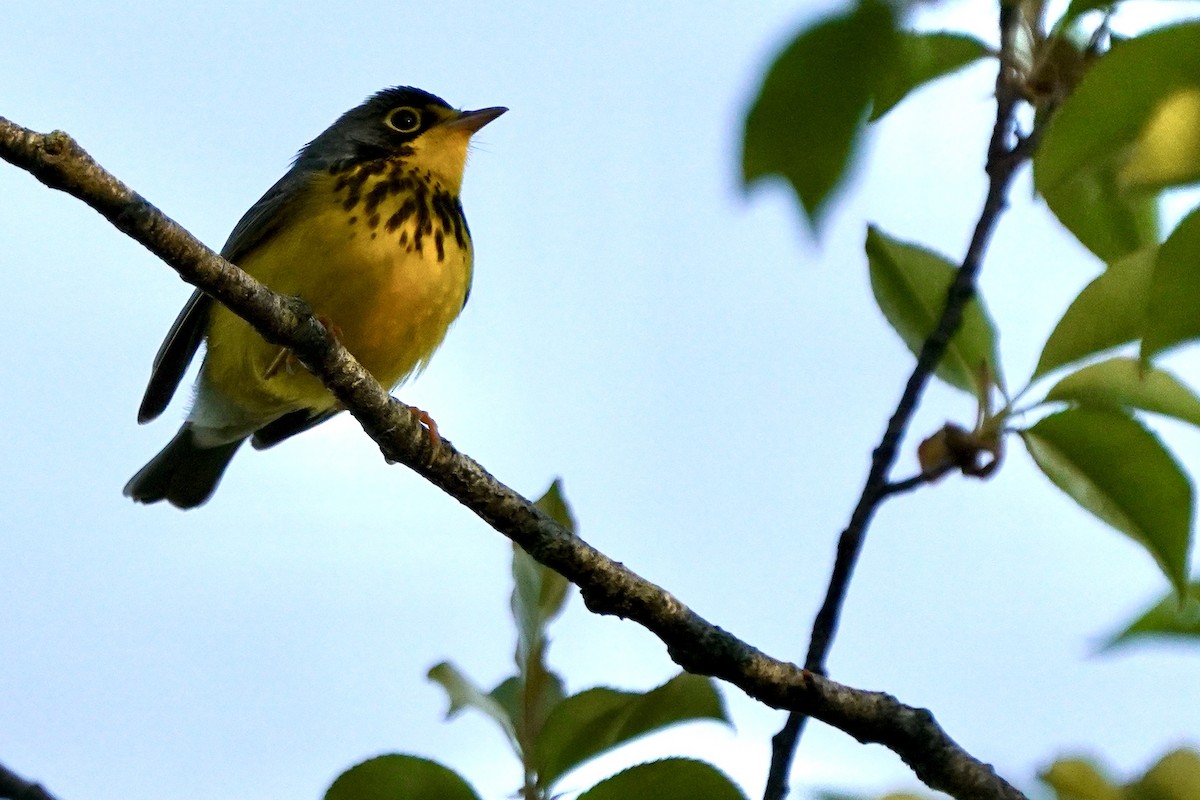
[{"xmin": 412, "ymin": 406, "xmax": 441, "ymax": 449}]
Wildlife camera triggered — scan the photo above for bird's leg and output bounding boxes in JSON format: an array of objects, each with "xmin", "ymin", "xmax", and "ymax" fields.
[
  {"xmin": 262, "ymin": 348, "xmax": 291, "ymax": 380},
  {"xmin": 262, "ymin": 316, "xmax": 343, "ymax": 379}
]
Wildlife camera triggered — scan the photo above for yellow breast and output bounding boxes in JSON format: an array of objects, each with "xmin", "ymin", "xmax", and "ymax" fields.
[{"xmin": 202, "ymin": 163, "xmax": 473, "ymax": 418}]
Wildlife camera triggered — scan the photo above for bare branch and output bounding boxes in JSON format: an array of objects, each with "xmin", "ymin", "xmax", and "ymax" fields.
[{"xmin": 0, "ymin": 114, "xmax": 1026, "ymax": 800}]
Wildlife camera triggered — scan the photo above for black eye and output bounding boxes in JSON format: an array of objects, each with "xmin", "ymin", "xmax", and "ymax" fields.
[{"xmin": 385, "ymin": 106, "xmax": 422, "ymax": 133}]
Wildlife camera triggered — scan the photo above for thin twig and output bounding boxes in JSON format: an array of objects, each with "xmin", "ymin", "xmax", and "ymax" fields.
[
  {"xmin": 880, "ymin": 473, "xmax": 933, "ymax": 498},
  {"xmin": 0, "ymin": 112, "xmax": 1026, "ymax": 800},
  {"xmin": 763, "ymin": 6, "xmax": 1030, "ymax": 798}
]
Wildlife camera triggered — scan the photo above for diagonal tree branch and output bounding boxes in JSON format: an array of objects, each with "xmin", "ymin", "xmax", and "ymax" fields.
[
  {"xmin": 764, "ymin": 5, "xmax": 1032, "ymax": 798},
  {"xmin": 0, "ymin": 115, "xmax": 1026, "ymax": 800}
]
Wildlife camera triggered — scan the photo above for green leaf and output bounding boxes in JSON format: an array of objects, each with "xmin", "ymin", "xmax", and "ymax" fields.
[
  {"xmin": 865, "ymin": 225, "xmax": 1002, "ymax": 395},
  {"xmin": 487, "ymin": 676, "xmax": 523, "ymax": 728},
  {"xmin": 426, "ymin": 662, "xmax": 519, "ymax": 751},
  {"xmin": 514, "ymin": 480, "xmax": 574, "ymax": 661},
  {"xmin": 534, "ymin": 673, "xmax": 729, "ymax": 788},
  {"xmin": 1143, "ymin": 207, "xmax": 1200, "ymax": 360},
  {"xmin": 1127, "ymin": 749, "xmax": 1200, "ymax": 800},
  {"xmin": 1035, "ymin": 160, "xmax": 1159, "ymax": 263},
  {"xmin": 1042, "ymin": 750, "xmax": 1200, "ymax": 800},
  {"xmin": 1033, "ymin": 247, "xmax": 1155, "ymax": 380},
  {"xmin": 1060, "ymin": 0, "xmax": 1118, "ymax": 27},
  {"xmin": 535, "ymin": 478, "xmax": 576, "ymax": 533},
  {"xmin": 1040, "ymin": 757, "xmax": 1121, "ymax": 800},
  {"xmin": 1036, "ymin": 22, "xmax": 1200, "ymax": 189},
  {"xmin": 1035, "ymin": 23, "xmax": 1200, "ymax": 260},
  {"xmin": 576, "ymin": 758, "xmax": 747, "ymax": 800},
  {"xmin": 324, "ymin": 755, "xmax": 481, "ymax": 800},
  {"xmin": 1043, "ymin": 357, "xmax": 1200, "ymax": 427},
  {"xmin": 743, "ymin": 0, "xmax": 899, "ymax": 228},
  {"xmin": 1102, "ymin": 582, "xmax": 1200, "ymax": 650},
  {"xmin": 487, "ymin": 671, "xmax": 567, "ymax": 748},
  {"xmin": 870, "ymin": 31, "xmax": 990, "ymax": 121},
  {"xmin": 499, "ymin": 481, "xmax": 576, "ymax": 746},
  {"xmin": 1021, "ymin": 408, "xmax": 1192, "ymax": 596}
]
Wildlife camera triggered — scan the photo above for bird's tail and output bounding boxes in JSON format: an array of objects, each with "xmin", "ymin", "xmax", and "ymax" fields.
[{"xmin": 124, "ymin": 425, "xmax": 244, "ymax": 509}]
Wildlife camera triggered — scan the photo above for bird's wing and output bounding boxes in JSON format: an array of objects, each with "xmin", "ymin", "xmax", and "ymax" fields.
[
  {"xmin": 136, "ymin": 167, "xmax": 315, "ymax": 423},
  {"xmin": 137, "ymin": 289, "xmax": 213, "ymax": 423},
  {"xmin": 250, "ymin": 407, "xmax": 343, "ymax": 449},
  {"xmin": 219, "ymin": 167, "xmax": 314, "ymax": 264}
]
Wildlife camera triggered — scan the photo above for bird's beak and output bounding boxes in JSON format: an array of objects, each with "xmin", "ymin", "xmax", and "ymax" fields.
[{"xmin": 444, "ymin": 106, "xmax": 508, "ymax": 134}]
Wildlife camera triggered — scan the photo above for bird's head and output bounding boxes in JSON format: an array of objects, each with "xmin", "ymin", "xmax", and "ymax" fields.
[{"xmin": 298, "ymin": 86, "xmax": 506, "ymax": 192}]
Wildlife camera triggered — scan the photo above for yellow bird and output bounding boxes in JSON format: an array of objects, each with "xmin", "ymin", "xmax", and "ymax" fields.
[{"xmin": 125, "ymin": 86, "xmax": 506, "ymax": 508}]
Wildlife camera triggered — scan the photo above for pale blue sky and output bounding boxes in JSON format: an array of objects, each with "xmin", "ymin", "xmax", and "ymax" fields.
[{"xmin": 2, "ymin": 2, "xmax": 1198, "ymax": 799}]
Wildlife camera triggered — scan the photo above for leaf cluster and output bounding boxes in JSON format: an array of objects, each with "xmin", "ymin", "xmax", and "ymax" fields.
[
  {"xmin": 820, "ymin": 747, "xmax": 1200, "ymax": 800},
  {"xmin": 324, "ymin": 482, "xmax": 743, "ymax": 800},
  {"xmin": 744, "ymin": 0, "xmax": 1200, "ymax": 615}
]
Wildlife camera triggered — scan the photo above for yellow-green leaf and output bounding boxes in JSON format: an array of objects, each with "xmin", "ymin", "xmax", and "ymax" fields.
[
  {"xmin": 577, "ymin": 758, "xmax": 746, "ymax": 800},
  {"xmin": 426, "ymin": 662, "xmax": 519, "ymax": 751},
  {"xmin": 1036, "ymin": 22, "xmax": 1200, "ymax": 191},
  {"xmin": 1127, "ymin": 749, "xmax": 1200, "ymax": 800},
  {"xmin": 870, "ymin": 31, "xmax": 990, "ymax": 121},
  {"xmin": 1040, "ymin": 757, "xmax": 1121, "ymax": 800},
  {"xmin": 866, "ymin": 225, "xmax": 1002, "ymax": 395},
  {"xmin": 1103, "ymin": 583, "xmax": 1200, "ymax": 650},
  {"xmin": 324, "ymin": 755, "xmax": 481, "ymax": 800},
  {"xmin": 514, "ymin": 481, "xmax": 574, "ymax": 663},
  {"xmin": 1142, "ymin": 206, "xmax": 1200, "ymax": 360},
  {"xmin": 1021, "ymin": 408, "xmax": 1192, "ymax": 596},
  {"xmin": 743, "ymin": 0, "xmax": 899, "ymax": 228},
  {"xmin": 1033, "ymin": 247, "xmax": 1155, "ymax": 380},
  {"xmin": 1119, "ymin": 88, "xmax": 1200, "ymax": 190},
  {"xmin": 1044, "ymin": 357, "xmax": 1200, "ymax": 427},
  {"xmin": 1033, "ymin": 23, "xmax": 1200, "ymax": 260},
  {"xmin": 1042, "ymin": 750, "xmax": 1200, "ymax": 800}
]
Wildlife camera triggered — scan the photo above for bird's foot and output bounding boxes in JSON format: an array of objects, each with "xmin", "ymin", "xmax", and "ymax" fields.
[
  {"xmin": 385, "ymin": 405, "xmax": 442, "ymax": 465},
  {"xmin": 262, "ymin": 316, "xmax": 343, "ymax": 379}
]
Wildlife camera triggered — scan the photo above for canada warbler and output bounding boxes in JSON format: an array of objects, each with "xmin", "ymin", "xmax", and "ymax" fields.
[{"xmin": 125, "ymin": 86, "xmax": 505, "ymax": 508}]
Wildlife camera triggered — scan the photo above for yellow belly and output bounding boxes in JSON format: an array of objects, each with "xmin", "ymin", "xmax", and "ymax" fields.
[{"xmin": 201, "ymin": 171, "xmax": 472, "ymax": 421}]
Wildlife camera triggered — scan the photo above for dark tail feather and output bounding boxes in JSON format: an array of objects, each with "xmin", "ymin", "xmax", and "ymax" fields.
[{"xmin": 124, "ymin": 426, "xmax": 244, "ymax": 509}]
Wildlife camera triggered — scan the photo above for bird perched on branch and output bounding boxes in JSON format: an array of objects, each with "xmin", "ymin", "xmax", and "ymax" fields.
[{"xmin": 125, "ymin": 86, "xmax": 506, "ymax": 509}]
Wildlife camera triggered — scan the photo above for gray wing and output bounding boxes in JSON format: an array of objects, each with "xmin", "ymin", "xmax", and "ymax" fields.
[
  {"xmin": 136, "ymin": 167, "xmax": 314, "ymax": 423},
  {"xmin": 137, "ymin": 289, "xmax": 213, "ymax": 423},
  {"xmin": 250, "ymin": 407, "xmax": 342, "ymax": 449},
  {"xmin": 219, "ymin": 166, "xmax": 314, "ymax": 263}
]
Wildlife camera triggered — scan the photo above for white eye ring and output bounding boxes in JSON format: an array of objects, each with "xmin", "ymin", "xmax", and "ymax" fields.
[{"xmin": 385, "ymin": 106, "xmax": 422, "ymax": 133}]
